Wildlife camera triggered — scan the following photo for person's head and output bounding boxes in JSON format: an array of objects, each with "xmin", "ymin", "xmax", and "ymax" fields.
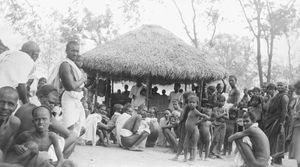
[
  {"xmin": 124, "ymin": 85, "xmax": 129, "ymax": 91},
  {"xmin": 163, "ymin": 109, "xmax": 171, "ymax": 118},
  {"xmin": 0, "ymin": 87, "xmax": 19, "ymax": 121},
  {"xmin": 174, "ymin": 83, "xmax": 181, "ymax": 92},
  {"xmin": 137, "ymin": 104, "xmax": 147, "ymax": 117},
  {"xmin": 97, "ymin": 104, "xmax": 107, "ymax": 115},
  {"xmin": 66, "ymin": 41, "xmax": 80, "ymax": 61},
  {"xmin": 228, "ymin": 75, "xmax": 237, "ymax": 88},
  {"xmin": 117, "ymin": 89, "xmax": 121, "ymax": 94},
  {"xmin": 153, "ymin": 86, "xmax": 158, "ymax": 93},
  {"xmin": 122, "ymin": 103, "xmax": 134, "ymax": 115},
  {"xmin": 37, "ymin": 77, "xmax": 47, "ymax": 90},
  {"xmin": 228, "ymin": 108, "xmax": 237, "ymax": 120},
  {"xmin": 266, "ymin": 83, "xmax": 276, "ymax": 96},
  {"xmin": 243, "ymin": 111, "xmax": 256, "ymax": 129},
  {"xmin": 288, "ymin": 85, "xmax": 295, "ymax": 97},
  {"xmin": 36, "ymin": 85, "xmax": 60, "ymax": 111},
  {"xmin": 261, "ymin": 82, "xmax": 268, "ymax": 93},
  {"xmin": 148, "ymin": 107, "xmax": 157, "ymax": 118},
  {"xmin": 179, "ymin": 89, "xmax": 183, "ymax": 93},
  {"xmin": 162, "ymin": 89, "xmax": 166, "ymax": 95},
  {"xmin": 207, "ymin": 85, "xmax": 216, "ymax": 95},
  {"xmin": 21, "ymin": 41, "xmax": 40, "ymax": 61},
  {"xmin": 182, "ymin": 91, "xmax": 196, "ymax": 104},
  {"xmin": 294, "ymin": 80, "xmax": 300, "ymax": 96},
  {"xmin": 136, "ymin": 78, "xmax": 142, "ymax": 87},
  {"xmin": 277, "ymin": 82, "xmax": 287, "ymax": 93},
  {"xmin": 243, "ymin": 88, "xmax": 248, "ymax": 95},
  {"xmin": 250, "ymin": 95, "xmax": 261, "ymax": 107},
  {"xmin": 172, "ymin": 99, "xmax": 180, "ymax": 110},
  {"xmin": 188, "ymin": 95, "xmax": 199, "ymax": 109},
  {"xmin": 32, "ymin": 106, "xmax": 51, "ymax": 133},
  {"xmin": 113, "ymin": 104, "xmax": 123, "ymax": 113},
  {"xmin": 252, "ymin": 87, "xmax": 260, "ymax": 95},
  {"xmin": 75, "ymin": 56, "xmax": 83, "ymax": 68}
]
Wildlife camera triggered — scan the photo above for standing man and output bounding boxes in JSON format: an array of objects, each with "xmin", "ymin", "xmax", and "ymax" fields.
[
  {"xmin": 227, "ymin": 75, "xmax": 241, "ymax": 107},
  {"xmin": 0, "ymin": 41, "xmax": 40, "ymax": 104},
  {"xmin": 264, "ymin": 82, "xmax": 289, "ymax": 165},
  {"xmin": 0, "ymin": 87, "xmax": 21, "ymax": 166},
  {"xmin": 59, "ymin": 41, "xmax": 87, "ymax": 136},
  {"xmin": 129, "ymin": 78, "xmax": 146, "ymax": 109}
]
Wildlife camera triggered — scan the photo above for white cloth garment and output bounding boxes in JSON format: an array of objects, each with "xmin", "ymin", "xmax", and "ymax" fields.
[
  {"xmin": 0, "ymin": 50, "xmax": 35, "ymax": 88},
  {"xmin": 47, "ymin": 135, "xmax": 65, "ymax": 161},
  {"xmin": 129, "ymin": 85, "xmax": 146, "ymax": 108},
  {"xmin": 83, "ymin": 113, "xmax": 102, "ymax": 146},
  {"xmin": 50, "ymin": 58, "xmax": 85, "ymax": 137},
  {"xmin": 115, "ymin": 113, "xmax": 131, "ymax": 145}
]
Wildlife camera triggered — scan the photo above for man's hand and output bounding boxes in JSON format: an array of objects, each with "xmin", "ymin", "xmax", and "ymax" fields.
[{"xmin": 14, "ymin": 145, "xmax": 28, "ymax": 155}]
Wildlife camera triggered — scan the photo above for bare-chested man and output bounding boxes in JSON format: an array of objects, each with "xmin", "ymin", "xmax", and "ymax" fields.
[
  {"xmin": 59, "ymin": 41, "xmax": 87, "ymax": 136},
  {"xmin": 14, "ymin": 85, "xmax": 77, "ymax": 159},
  {"xmin": 227, "ymin": 75, "xmax": 241, "ymax": 107},
  {"xmin": 0, "ymin": 87, "xmax": 21, "ymax": 167},
  {"xmin": 229, "ymin": 112, "xmax": 270, "ymax": 167}
]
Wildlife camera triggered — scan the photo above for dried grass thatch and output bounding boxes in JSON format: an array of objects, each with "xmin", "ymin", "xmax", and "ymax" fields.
[{"xmin": 82, "ymin": 25, "xmax": 226, "ymax": 84}]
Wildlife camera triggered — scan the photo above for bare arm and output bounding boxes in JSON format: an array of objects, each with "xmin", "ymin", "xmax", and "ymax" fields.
[
  {"xmin": 49, "ymin": 119, "xmax": 70, "ymax": 138},
  {"xmin": 50, "ymin": 133, "xmax": 64, "ymax": 165},
  {"xmin": 280, "ymin": 95, "xmax": 289, "ymax": 123},
  {"xmin": 228, "ymin": 128, "xmax": 251, "ymax": 142},
  {"xmin": 59, "ymin": 62, "xmax": 86, "ymax": 91},
  {"xmin": 16, "ymin": 84, "xmax": 28, "ymax": 104}
]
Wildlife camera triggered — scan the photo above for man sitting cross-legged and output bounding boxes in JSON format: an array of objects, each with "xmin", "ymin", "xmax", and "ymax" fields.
[{"xmin": 229, "ymin": 111, "xmax": 270, "ymax": 167}]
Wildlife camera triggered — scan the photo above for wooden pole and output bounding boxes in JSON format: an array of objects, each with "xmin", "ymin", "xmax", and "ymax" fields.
[
  {"xmin": 146, "ymin": 76, "xmax": 152, "ymax": 109},
  {"xmin": 184, "ymin": 81, "xmax": 187, "ymax": 91},
  {"xmin": 198, "ymin": 80, "xmax": 204, "ymax": 107},
  {"xmin": 94, "ymin": 72, "xmax": 99, "ymax": 109}
]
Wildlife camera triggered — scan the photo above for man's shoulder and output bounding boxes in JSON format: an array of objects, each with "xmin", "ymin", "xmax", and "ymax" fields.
[
  {"xmin": 8, "ymin": 116, "xmax": 21, "ymax": 128},
  {"xmin": 15, "ymin": 103, "xmax": 36, "ymax": 116}
]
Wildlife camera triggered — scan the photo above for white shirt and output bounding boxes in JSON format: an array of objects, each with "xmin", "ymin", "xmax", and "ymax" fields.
[
  {"xmin": 0, "ymin": 50, "xmax": 35, "ymax": 88},
  {"xmin": 129, "ymin": 85, "xmax": 146, "ymax": 108}
]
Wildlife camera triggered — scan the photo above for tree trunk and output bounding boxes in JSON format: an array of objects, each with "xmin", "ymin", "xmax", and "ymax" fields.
[
  {"xmin": 256, "ymin": 36, "xmax": 263, "ymax": 87},
  {"xmin": 267, "ymin": 35, "xmax": 274, "ymax": 82}
]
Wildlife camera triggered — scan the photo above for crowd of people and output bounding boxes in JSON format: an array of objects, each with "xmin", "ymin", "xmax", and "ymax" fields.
[{"xmin": 0, "ymin": 40, "xmax": 300, "ymax": 167}]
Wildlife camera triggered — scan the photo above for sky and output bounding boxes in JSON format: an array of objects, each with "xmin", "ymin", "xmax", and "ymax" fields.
[{"xmin": 0, "ymin": 0, "xmax": 299, "ymax": 83}]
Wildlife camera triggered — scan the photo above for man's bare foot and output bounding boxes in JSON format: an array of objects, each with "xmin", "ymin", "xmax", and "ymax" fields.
[
  {"xmin": 170, "ymin": 156, "xmax": 178, "ymax": 161},
  {"xmin": 183, "ymin": 158, "xmax": 188, "ymax": 162}
]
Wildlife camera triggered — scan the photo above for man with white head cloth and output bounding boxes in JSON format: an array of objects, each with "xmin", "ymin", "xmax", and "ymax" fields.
[{"xmin": 0, "ymin": 41, "xmax": 40, "ymax": 104}]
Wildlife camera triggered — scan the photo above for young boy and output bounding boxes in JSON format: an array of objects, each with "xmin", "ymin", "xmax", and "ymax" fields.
[
  {"xmin": 6, "ymin": 106, "xmax": 65, "ymax": 167},
  {"xmin": 229, "ymin": 112, "xmax": 270, "ymax": 167},
  {"xmin": 223, "ymin": 108, "xmax": 238, "ymax": 156},
  {"xmin": 183, "ymin": 95, "xmax": 208, "ymax": 161},
  {"xmin": 198, "ymin": 108, "xmax": 212, "ymax": 161},
  {"xmin": 248, "ymin": 95, "xmax": 263, "ymax": 128}
]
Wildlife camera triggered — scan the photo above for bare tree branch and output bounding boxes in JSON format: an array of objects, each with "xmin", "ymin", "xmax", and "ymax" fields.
[
  {"xmin": 172, "ymin": 0, "xmax": 194, "ymax": 44},
  {"xmin": 191, "ymin": 0, "xmax": 198, "ymax": 48},
  {"xmin": 238, "ymin": 0, "xmax": 258, "ymax": 37}
]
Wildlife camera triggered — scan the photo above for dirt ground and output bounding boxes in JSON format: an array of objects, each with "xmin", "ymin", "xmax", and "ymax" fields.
[{"xmin": 69, "ymin": 145, "xmax": 236, "ymax": 167}]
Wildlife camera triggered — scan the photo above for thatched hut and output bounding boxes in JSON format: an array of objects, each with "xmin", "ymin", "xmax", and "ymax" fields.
[
  {"xmin": 82, "ymin": 25, "xmax": 226, "ymax": 108},
  {"xmin": 82, "ymin": 24, "xmax": 225, "ymax": 84}
]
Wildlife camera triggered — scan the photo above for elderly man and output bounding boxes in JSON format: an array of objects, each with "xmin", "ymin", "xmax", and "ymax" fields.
[
  {"xmin": 14, "ymin": 85, "xmax": 77, "ymax": 159},
  {"xmin": 0, "ymin": 87, "xmax": 21, "ymax": 167},
  {"xmin": 0, "ymin": 41, "xmax": 40, "ymax": 104}
]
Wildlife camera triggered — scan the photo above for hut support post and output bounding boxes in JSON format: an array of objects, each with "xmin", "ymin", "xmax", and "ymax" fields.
[
  {"xmin": 198, "ymin": 80, "xmax": 204, "ymax": 107},
  {"xmin": 94, "ymin": 72, "xmax": 99, "ymax": 109},
  {"xmin": 184, "ymin": 82, "xmax": 187, "ymax": 91},
  {"xmin": 146, "ymin": 77, "xmax": 152, "ymax": 109}
]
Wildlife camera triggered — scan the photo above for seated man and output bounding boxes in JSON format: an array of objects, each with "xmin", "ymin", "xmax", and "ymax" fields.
[
  {"xmin": 14, "ymin": 85, "xmax": 77, "ymax": 159},
  {"xmin": 0, "ymin": 87, "xmax": 22, "ymax": 167},
  {"xmin": 229, "ymin": 112, "xmax": 270, "ymax": 167},
  {"xmin": 161, "ymin": 111, "xmax": 180, "ymax": 153},
  {"xmin": 5, "ymin": 106, "xmax": 65, "ymax": 167},
  {"xmin": 119, "ymin": 105, "xmax": 150, "ymax": 151}
]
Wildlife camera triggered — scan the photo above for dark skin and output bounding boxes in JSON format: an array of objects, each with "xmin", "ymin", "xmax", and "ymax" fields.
[
  {"xmin": 227, "ymin": 76, "xmax": 240, "ymax": 106},
  {"xmin": 198, "ymin": 111, "xmax": 211, "ymax": 161},
  {"xmin": 59, "ymin": 43, "xmax": 87, "ymax": 92}
]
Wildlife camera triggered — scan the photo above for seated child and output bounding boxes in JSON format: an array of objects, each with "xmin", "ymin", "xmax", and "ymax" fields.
[{"xmin": 6, "ymin": 106, "xmax": 65, "ymax": 167}]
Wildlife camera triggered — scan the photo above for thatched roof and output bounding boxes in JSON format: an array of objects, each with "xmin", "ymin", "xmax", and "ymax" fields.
[{"xmin": 82, "ymin": 25, "xmax": 226, "ymax": 84}]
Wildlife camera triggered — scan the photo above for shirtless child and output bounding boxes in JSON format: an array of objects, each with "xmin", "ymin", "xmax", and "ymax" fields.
[
  {"xmin": 198, "ymin": 108, "xmax": 212, "ymax": 161},
  {"xmin": 6, "ymin": 106, "xmax": 65, "ymax": 167},
  {"xmin": 183, "ymin": 96, "xmax": 208, "ymax": 162},
  {"xmin": 229, "ymin": 112, "xmax": 270, "ymax": 167}
]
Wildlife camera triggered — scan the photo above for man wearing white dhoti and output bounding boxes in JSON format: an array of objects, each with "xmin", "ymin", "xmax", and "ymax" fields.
[
  {"xmin": 0, "ymin": 41, "xmax": 40, "ymax": 104},
  {"xmin": 57, "ymin": 41, "xmax": 87, "ymax": 137}
]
